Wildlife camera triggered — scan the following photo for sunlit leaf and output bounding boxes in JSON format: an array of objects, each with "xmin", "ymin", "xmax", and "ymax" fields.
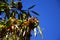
[
  {"xmin": 23, "ymin": 31, "xmax": 25, "ymax": 36},
  {"xmin": 11, "ymin": 11, "xmax": 16, "ymax": 18},
  {"xmin": 21, "ymin": 10, "xmax": 28, "ymax": 20},
  {"xmin": 1, "ymin": 20, "xmax": 6, "ymax": 25},
  {"xmin": 34, "ymin": 28, "xmax": 37, "ymax": 37},
  {"xmin": 0, "ymin": 24, "xmax": 3, "ymax": 29},
  {"xmin": 1, "ymin": 8, "xmax": 4, "ymax": 11},
  {"xmin": 37, "ymin": 25, "xmax": 43, "ymax": 39}
]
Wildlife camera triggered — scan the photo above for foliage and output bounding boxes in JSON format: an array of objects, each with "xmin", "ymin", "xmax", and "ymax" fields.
[{"xmin": 0, "ymin": 0, "xmax": 43, "ymax": 40}]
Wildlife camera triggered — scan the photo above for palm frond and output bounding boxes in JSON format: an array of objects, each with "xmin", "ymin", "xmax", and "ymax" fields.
[
  {"xmin": 28, "ymin": 5, "xmax": 35, "ymax": 10},
  {"xmin": 31, "ymin": 11, "xmax": 40, "ymax": 16},
  {"xmin": 0, "ymin": 0, "xmax": 42, "ymax": 40},
  {"xmin": 28, "ymin": 11, "xmax": 31, "ymax": 17},
  {"xmin": 18, "ymin": 14, "xmax": 20, "ymax": 19},
  {"xmin": 37, "ymin": 25, "xmax": 43, "ymax": 40},
  {"xmin": 5, "ymin": 9, "xmax": 10, "ymax": 19},
  {"xmin": 34, "ymin": 28, "xmax": 37, "ymax": 37}
]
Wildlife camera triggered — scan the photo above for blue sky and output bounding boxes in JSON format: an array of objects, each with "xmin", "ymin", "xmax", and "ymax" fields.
[
  {"xmin": 20, "ymin": 0, "xmax": 60, "ymax": 40},
  {"xmin": 0, "ymin": 0, "xmax": 60, "ymax": 40}
]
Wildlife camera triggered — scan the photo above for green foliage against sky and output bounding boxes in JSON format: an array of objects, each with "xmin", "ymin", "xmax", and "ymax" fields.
[{"xmin": 0, "ymin": 0, "xmax": 43, "ymax": 40}]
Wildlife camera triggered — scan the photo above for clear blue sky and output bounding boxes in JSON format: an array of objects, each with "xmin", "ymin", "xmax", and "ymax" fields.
[
  {"xmin": 18, "ymin": 0, "xmax": 60, "ymax": 40},
  {"xmin": 0, "ymin": 0, "xmax": 60, "ymax": 40}
]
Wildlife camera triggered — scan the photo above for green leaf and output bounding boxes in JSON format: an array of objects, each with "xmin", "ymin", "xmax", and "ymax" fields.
[
  {"xmin": 18, "ymin": 20, "xmax": 23, "ymax": 23},
  {"xmin": 1, "ymin": 8, "xmax": 4, "ymax": 11},
  {"xmin": 10, "ymin": 11, "xmax": 16, "ymax": 18},
  {"xmin": 18, "ymin": 14, "xmax": 20, "ymax": 19},
  {"xmin": 0, "ymin": 24, "xmax": 3, "ymax": 29},
  {"xmin": 1, "ymin": 20, "xmax": 6, "ymax": 25},
  {"xmin": 6, "ymin": 20, "xmax": 11, "ymax": 27}
]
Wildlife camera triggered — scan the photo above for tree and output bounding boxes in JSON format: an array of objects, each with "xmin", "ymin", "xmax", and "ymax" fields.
[{"xmin": 0, "ymin": 0, "xmax": 43, "ymax": 40}]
